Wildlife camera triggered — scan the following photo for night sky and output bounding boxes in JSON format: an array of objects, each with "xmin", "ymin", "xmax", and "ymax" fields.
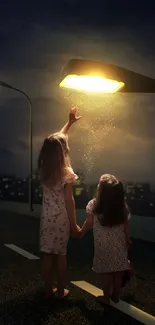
[{"xmin": 1, "ymin": 1, "xmax": 155, "ymax": 184}]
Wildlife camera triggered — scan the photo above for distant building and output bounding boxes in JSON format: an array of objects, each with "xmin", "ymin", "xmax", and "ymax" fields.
[
  {"xmin": 0, "ymin": 174, "xmax": 155, "ymax": 216},
  {"xmin": 125, "ymin": 182, "xmax": 150, "ymax": 200},
  {"xmin": 125, "ymin": 183, "xmax": 135, "ymax": 195},
  {"xmin": 0, "ymin": 175, "xmax": 28, "ymax": 202},
  {"xmin": 125, "ymin": 182, "xmax": 153, "ymax": 216},
  {"xmin": 0, "ymin": 175, "xmax": 16, "ymax": 200}
]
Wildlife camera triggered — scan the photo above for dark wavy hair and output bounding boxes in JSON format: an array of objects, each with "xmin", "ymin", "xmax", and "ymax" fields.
[{"xmin": 93, "ymin": 174, "xmax": 127, "ymax": 227}]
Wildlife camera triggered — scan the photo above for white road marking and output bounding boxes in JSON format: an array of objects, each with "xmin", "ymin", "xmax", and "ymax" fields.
[
  {"xmin": 71, "ymin": 280, "xmax": 155, "ymax": 325},
  {"xmin": 4, "ymin": 244, "xmax": 40, "ymax": 260},
  {"xmin": 3, "ymin": 245, "xmax": 154, "ymax": 325}
]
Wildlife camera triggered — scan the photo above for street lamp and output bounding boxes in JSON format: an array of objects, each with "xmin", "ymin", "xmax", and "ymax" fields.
[
  {"xmin": 59, "ymin": 59, "xmax": 155, "ymax": 93},
  {"xmin": 0, "ymin": 81, "xmax": 33, "ymax": 212}
]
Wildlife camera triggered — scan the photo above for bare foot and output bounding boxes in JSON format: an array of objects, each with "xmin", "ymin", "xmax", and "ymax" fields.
[
  {"xmin": 96, "ymin": 295, "xmax": 110, "ymax": 306},
  {"xmin": 45, "ymin": 287, "xmax": 57, "ymax": 299},
  {"xmin": 57, "ymin": 288, "xmax": 70, "ymax": 300},
  {"xmin": 52, "ymin": 287, "xmax": 57, "ymax": 294}
]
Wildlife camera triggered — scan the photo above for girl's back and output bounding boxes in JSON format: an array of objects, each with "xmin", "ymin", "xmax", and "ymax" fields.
[
  {"xmin": 42, "ymin": 181, "xmax": 65, "ymax": 216},
  {"xmin": 40, "ymin": 167, "xmax": 77, "ymax": 255},
  {"xmin": 38, "ymin": 107, "xmax": 81, "ymax": 300},
  {"xmin": 87, "ymin": 198, "xmax": 129, "ymax": 274},
  {"xmin": 82, "ymin": 173, "xmax": 130, "ymax": 304}
]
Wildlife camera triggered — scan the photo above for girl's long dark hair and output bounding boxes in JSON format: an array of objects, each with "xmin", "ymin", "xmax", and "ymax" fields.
[
  {"xmin": 93, "ymin": 174, "xmax": 127, "ymax": 227},
  {"xmin": 38, "ymin": 133, "xmax": 70, "ymax": 187}
]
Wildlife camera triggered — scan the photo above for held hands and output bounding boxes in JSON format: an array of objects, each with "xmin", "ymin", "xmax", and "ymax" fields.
[
  {"xmin": 69, "ymin": 107, "xmax": 81, "ymax": 126},
  {"xmin": 71, "ymin": 224, "xmax": 82, "ymax": 238}
]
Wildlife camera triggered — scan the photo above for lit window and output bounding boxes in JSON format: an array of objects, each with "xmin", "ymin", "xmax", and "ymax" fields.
[
  {"xmin": 75, "ymin": 188, "xmax": 83, "ymax": 196},
  {"xmin": 75, "ymin": 179, "xmax": 81, "ymax": 185}
]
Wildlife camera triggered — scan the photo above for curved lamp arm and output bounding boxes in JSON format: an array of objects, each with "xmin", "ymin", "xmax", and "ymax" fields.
[{"xmin": 0, "ymin": 81, "xmax": 32, "ymax": 106}]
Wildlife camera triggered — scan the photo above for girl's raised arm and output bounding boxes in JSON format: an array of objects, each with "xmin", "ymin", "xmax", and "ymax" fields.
[
  {"xmin": 47, "ymin": 107, "xmax": 81, "ymax": 139},
  {"xmin": 59, "ymin": 107, "xmax": 81, "ymax": 135}
]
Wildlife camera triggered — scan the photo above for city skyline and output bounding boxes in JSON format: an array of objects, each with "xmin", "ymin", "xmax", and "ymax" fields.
[
  {"xmin": 0, "ymin": 174, "xmax": 155, "ymax": 217},
  {"xmin": 1, "ymin": 172, "xmax": 155, "ymax": 190}
]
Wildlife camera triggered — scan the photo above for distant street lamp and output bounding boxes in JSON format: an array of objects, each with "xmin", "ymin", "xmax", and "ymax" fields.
[
  {"xmin": 0, "ymin": 81, "xmax": 33, "ymax": 212},
  {"xmin": 59, "ymin": 59, "xmax": 155, "ymax": 93}
]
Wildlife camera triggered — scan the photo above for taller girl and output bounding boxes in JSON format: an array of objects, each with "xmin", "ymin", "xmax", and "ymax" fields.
[{"xmin": 38, "ymin": 107, "xmax": 81, "ymax": 299}]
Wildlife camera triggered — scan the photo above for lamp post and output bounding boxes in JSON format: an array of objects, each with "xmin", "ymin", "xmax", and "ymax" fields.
[{"xmin": 0, "ymin": 81, "xmax": 33, "ymax": 212}]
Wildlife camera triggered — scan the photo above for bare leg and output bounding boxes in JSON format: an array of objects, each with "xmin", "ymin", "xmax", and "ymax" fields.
[
  {"xmin": 111, "ymin": 271, "xmax": 122, "ymax": 303},
  {"xmin": 96, "ymin": 273, "xmax": 113, "ymax": 305},
  {"xmin": 43, "ymin": 253, "xmax": 56, "ymax": 298},
  {"xmin": 57, "ymin": 255, "xmax": 70, "ymax": 299}
]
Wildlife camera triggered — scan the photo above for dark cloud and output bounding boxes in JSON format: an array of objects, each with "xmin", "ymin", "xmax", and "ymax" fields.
[
  {"xmin": 1, "ymin": 1, "xmax": 155, "ymax": 31},
  {"xmin": 1, "ymin": 2, "xmax": 155, "ymax": 77}
]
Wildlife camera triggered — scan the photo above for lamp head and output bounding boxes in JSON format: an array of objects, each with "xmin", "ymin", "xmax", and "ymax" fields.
[
  {"xmin": 59, "ymin": 59, "xmax": 124, "ymax": 94},
  {"xmin": 59, "ymin": 59, "xmax": 155, "ymax": 94}
]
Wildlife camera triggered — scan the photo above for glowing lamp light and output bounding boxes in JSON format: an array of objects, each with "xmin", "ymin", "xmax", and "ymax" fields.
[
  {"xmin": 59, "ymin": 59, "xmax": 155, "ymax": 94},
  {"xmin": 60, "ymin": 75, "xmax": 124, "ymax": 93}
]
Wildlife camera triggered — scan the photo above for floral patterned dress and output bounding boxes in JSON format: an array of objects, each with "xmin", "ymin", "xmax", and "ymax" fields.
[
  {"xmin": 40, "ymin": 167, "xmax": 77, "ymax": 255},
  {"xmin": 86, "ymin": 199, "xmax": 130, "ymax": 273}
]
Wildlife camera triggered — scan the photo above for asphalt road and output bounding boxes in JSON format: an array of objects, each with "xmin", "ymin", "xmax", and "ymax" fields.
[{"xmin": 0, "ymin": 211, "xmax": 155, "ymax": 325}]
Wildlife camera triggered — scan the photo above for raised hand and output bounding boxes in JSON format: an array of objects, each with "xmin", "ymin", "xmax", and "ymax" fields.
[
  {"xmin": 59, "ymin": 106, "xmax": 81, "ymax": 135},
  {"xmin": 69, "ymin": 107, "xmax": 81, "ymax": 125}
]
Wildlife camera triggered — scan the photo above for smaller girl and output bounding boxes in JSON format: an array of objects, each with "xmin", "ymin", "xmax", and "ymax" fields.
[
  {"xmin": 81, "ymin": 174, "xmax": 130, "ymax": 305},
  {"xmin": 38, "ymin": 108, "xmax": 81, "ymax": 300}
]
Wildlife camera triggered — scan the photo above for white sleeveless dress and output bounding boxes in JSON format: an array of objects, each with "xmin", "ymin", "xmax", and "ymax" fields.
[
  {"xmin": 86, "ymin": 199, "xmax": 130, "ymax": 273},
  {"xmin": 40, "ymin": 167, "xmax": 77, "ymax": 255}
]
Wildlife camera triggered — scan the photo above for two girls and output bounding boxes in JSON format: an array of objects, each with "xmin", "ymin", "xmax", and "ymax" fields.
[{"xmin": 38, "ymin": 108, "xmax": 131, "ymax": 304}]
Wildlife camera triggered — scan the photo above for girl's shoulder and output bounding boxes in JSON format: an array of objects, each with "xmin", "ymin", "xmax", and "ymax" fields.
[
  {"xmin": 86, "ymin": 199, "xmax": 96, "ymax": 214},
  {"xmin": 63, "ymin": 167, "xmax": 78, "ymax": 184},
  {"xmin": 43, "ymin": 181, "xmax": 61, "ymax": 191}
]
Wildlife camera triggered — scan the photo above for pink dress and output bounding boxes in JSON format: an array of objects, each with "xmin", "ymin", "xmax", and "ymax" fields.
[
  {"xmin": 40, "ymin": 167, "xmax": 77, "ymax": 255},
  {"xmin": 86, "ymin": 199, "xmax": 130, "ymax": 273}
]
